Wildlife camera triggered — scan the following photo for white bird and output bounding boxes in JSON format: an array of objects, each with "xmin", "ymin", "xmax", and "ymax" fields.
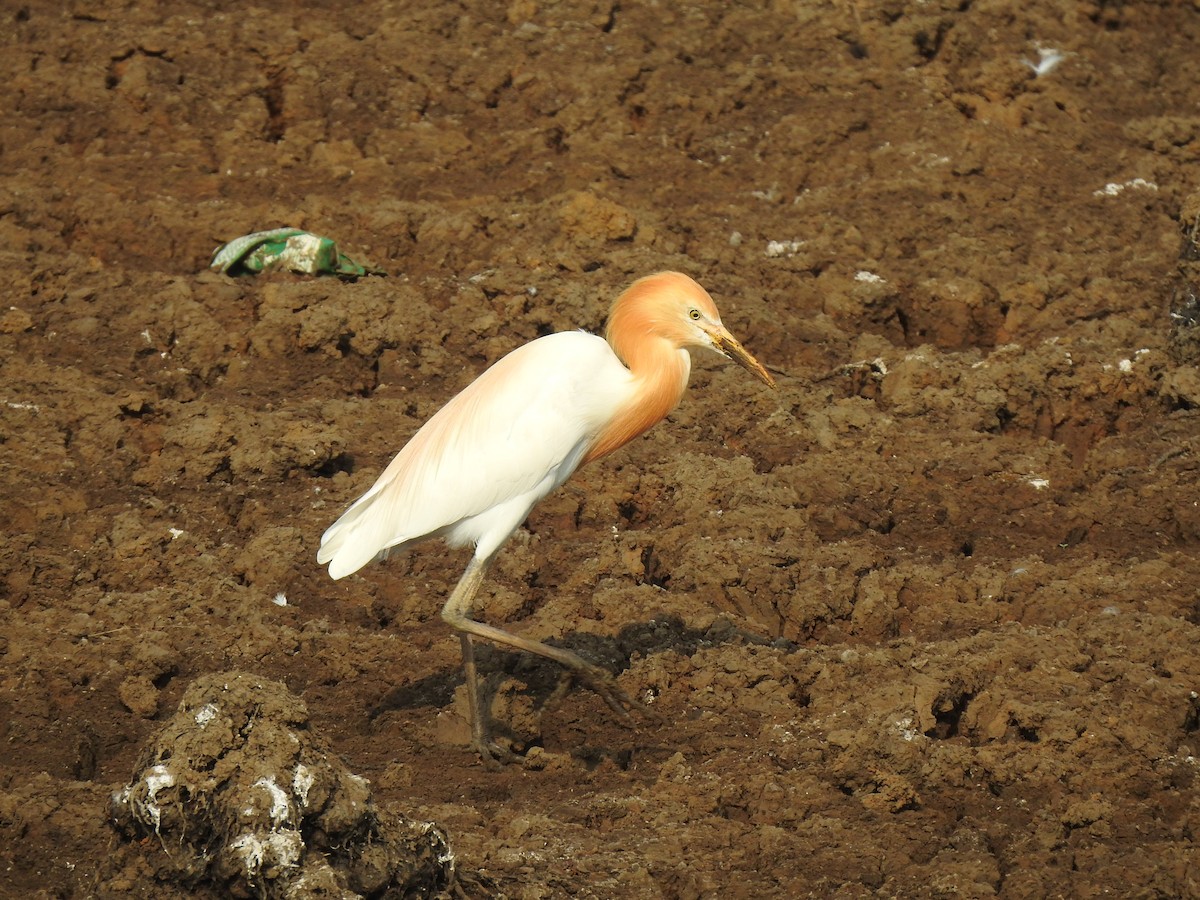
[{"xmin": 318, "ymin": 271, "xmax": 775, "ymax": 762}]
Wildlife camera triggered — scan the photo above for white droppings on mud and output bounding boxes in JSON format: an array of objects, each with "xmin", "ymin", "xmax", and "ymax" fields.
[
  {"xmin": 902, "ymin": 347, "xmax": 935, "ymax": 366},
  {"xmin": 892, "ymin": 716, "xmax": 922, "ymax": 742},
  {"xmin": 292, "ymin": 764, "xmax": 315, "ymax": 809},
  {"xmin": 229, "ymin": 830, "xmax": 304, "ymax": 876},
  {"xmin": 1093, "ymin": 177, "xmax": 1158, "ymax": 197},
  {"xmin": 143, "ymin": 764, "xmax": 175, "ymax": 832},
  {"xmin": 1025, "ymin": 476, "xmax": 1050, "ymax": 490},
  {"xmin": 765, "ymin": 239, "xmax": 804, "ymax": 258},
  {"xmin": 1110, "ymin": 348, "xmax": 1152, "ymax": 373},
  {"xmin": 1023, "ymin": 45, "xmax": 1066, "ymax": 76},
  {"xmin": 193, "ymin": 703, "xmax": 218, "ymax": 728},
  {"xmin": 420, "ymin": 822, "xmax": 457, "ymax": 868},
  {"xmin": 250, "ymin": 777, "xmax": 292, "ymax": 827},
  {"xmin": 111, "ymin": 785, "xmax": 131, "ymax": 812}
]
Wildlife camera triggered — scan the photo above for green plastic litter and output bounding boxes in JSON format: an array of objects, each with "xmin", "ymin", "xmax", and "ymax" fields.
[{"xmin": 210, "ymin": 227, "xmax": 384, "ymax": 278}]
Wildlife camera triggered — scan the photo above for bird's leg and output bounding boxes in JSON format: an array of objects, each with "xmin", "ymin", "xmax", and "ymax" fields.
[
  {"xmin": 441, "ymin": 556, "xmax": 658, "ymax": 762},
  {"xmin": 457, "ymin": 633, "xmax": 485, "ymax": 750},
  {"xmin": 458, "ymin": 631, "xmax": 521, "ymax": 766},
  {"xmin": 441, "ymin": 558, "xmax": 517, "ymax": 764}
]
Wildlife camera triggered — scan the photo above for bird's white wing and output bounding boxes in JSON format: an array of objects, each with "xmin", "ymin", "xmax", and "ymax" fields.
[{"xmin": 318, "ymin": 331, "xmax": 633, "ymax": 578}]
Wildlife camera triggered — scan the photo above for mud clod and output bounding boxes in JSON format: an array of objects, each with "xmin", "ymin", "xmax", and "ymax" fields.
[
  {"xmin": 3, "ymin": 1, "xmax": 1200, "ymax": 897},
  {"xmin": 104, "ymin": 672, "xmax": 455, "ymax": 899}
]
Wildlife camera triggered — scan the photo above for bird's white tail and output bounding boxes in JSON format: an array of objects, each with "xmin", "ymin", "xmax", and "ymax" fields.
[{"xmin": 316, "ymin": 491, "xmax": 388, "ymax": 579}]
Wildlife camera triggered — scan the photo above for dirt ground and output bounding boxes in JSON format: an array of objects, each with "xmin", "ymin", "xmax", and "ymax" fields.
[{"xmin": 3, "ymin": 0, "xmax": 1200, "ymax": 896}]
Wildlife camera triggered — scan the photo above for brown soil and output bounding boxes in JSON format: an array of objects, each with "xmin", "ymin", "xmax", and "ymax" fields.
[{"xmin": 4, "ymin": 1, "xmax": 1200, "ymax": 897}]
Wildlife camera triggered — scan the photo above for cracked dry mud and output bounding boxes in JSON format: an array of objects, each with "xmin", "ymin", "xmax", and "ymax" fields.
[{"xmin": 3, "ymin": 1, "xmax": 1200, "ymax": 897}]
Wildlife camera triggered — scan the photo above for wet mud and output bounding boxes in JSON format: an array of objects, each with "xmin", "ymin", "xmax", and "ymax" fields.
[{"xmin": 3, "ymin": 1, "xmax": 1200, "ymax": 896}]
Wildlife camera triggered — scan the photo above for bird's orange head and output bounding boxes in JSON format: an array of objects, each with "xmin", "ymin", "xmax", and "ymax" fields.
[{"xmin": 605, "ymin": 271, "xmax": 776, "ymax": 387}]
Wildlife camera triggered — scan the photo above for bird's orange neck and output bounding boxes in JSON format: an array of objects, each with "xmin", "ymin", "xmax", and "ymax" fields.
[{"xmin": 582, "ymin": 291, "xmax": 693, "ymax": 465}]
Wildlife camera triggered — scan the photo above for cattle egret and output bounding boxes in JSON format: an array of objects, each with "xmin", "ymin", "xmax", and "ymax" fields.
[{"xmin": 318, "ymin": 271, "xmax": 775, "ymax": 762}]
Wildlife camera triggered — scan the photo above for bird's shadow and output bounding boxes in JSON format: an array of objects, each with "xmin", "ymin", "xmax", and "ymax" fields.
[{"xmin": 367, "ymin": 614, "xmax": 796, "ymax": 722}]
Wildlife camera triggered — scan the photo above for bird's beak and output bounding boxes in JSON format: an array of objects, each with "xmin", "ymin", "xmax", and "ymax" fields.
[{"xmin": 709, "ymin": 326, "xmax": 776, "ymax": 388}]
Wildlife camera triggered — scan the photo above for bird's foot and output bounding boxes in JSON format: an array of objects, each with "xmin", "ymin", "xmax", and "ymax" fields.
[
  {"xmin": 471, "ymin": 733, "xmax": 523, "ymax": 768},
  {"xmin": 569, "ymin": 664, "xmax": 666, "ymax": 725}
]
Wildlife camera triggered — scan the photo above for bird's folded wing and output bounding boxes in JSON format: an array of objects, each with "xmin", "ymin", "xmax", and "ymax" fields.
[{"xmin": 318, "ymin": 331, "xmax": 633, "ymax": 578}]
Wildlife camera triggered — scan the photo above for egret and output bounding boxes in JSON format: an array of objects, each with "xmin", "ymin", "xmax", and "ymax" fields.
[{"xmin": 318, "ymin": 271, "xmax": 775, "ymax": 762}]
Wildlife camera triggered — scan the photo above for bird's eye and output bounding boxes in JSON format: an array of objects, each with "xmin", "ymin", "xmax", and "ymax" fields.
[{"xmin": 688, "ymin": 308, "xmax": 701, "ymax": 320}]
